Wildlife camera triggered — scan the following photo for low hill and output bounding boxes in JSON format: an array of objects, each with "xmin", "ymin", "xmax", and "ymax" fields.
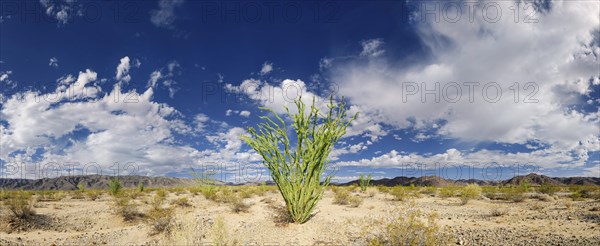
[{"xmin": 0, "ymin": 175, "xmax": 221, "ymax": 190}]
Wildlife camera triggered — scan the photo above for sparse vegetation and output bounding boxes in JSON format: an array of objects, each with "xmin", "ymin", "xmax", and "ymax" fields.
[
  {"xmin": 537, "ymin": 182, "xmax": 560, "ymax": 195},
  {"xmin": 459, "ymin": 184, "xmax": 481, "ymax": 205},
  {"xmin": 145, "ymin": 192, "xmax": 174, "ymax": 234},
  {"xmin": 366, "ymin": 203, "xmax": 453, "ymax": 245},
  {"xmin": 359, "ymin": 174, "xmax": 373, "ymax": 192},
  {"xmin": 113, "ymin": 196, "xmax": 140, "ymax": 221},
  {"xmin": 108, "ymin": 178, "xmax": 123, "ymax": 196},
  {"xmin": 172, "ymin": 197, "xmax": 190, "ymax": 207},
  {"xmin": 138, "ymin": 183, "xmax": 145, "ymax": 192},
  {"xmin": 85, "ymin": 190, "xmax": 102, "ymax": 201},
  {"xmin": 490, "ymin": 206, "xmax": 508, "ymax": 217},
  {"xmin": 230, "ymin": 196, "xmax": 251, "ymax": 213},
  {"xmin": 332, "ymin": 186, "xmax": 351, "ymax": 205},
  {"xmin": 77, "ymin": 182, "xmax": 86, "ymax": 192},
  {"xmin": 241, "ymin": 97, "xmax": 356, "ymax": 223},
  {"xmin": 438, "ymin": 187, "xmax": 458, "ymax": 199},
  {"xmin": 4, "ymin": 190, "xmax": 36, "ymax": 221}
]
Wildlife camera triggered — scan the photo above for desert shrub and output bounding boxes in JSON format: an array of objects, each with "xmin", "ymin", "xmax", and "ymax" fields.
[
  {"xmin": 530, "ymin": 202, "xmax": 544, "ymax": 211},
  {"xmin": 459, "ymin": 184, "xmax": 481, "ymax": 205},
  {"xmin": 332, "ymin": 186, "xmax": 351, "ymax": 205},
  {"xmin": 367, "ymin": 188, "xmax": 378, "ymax": 198},
  {"xmin": 0, "ymin": 189, "xmax": 9, "ymax": 201},
  {"xmin": 501, "ymin": 187, "xmax": 526, "ymax": 203},
  {"xmin": 4, "ymin": 190, "xmax": 35, "ymax": 220},
  {"xmin": 211, "ymin": 216, "xmax": 237, "ymax": 245},
  {"xmin": 530, "ymin": 193, "xmax": 553, "ymax": 202},
  {"xmin": 216, "ymin": 187, "xmax": 237, "ymax": 203},
  {"xmin": 366, "ymin": 203, "xmax": 453, "ymax": 245},
  {"xmin": 482, "ymin": 186, "xmax": 499, "ymax": 199},
  {"xmin": 108, "ymin": 178, "xmax": 123, "ymax": 196},
  {"xmin": 359, "ymin": 174, "xmax": 373, "ymax": 192},
  {"xmin": 113, "ymin": 197, "xmax": 140, "ymax": 221},
  {"xmin": 239, "ymin": 187, "xmax": 255, "ymax": 199},
  {"xmin": 77, "ymin": 182, "xmax": 86, "ymax": 192},
  {"xmin": 230, "ymin": 196, "xmax": 251, "ymax": 213},
  {"xmin": 570, "ymin": 186, "xmax": 600, "ymax": 200},
  {"xmin": 156, "ymin": 189, "xmax": 167, "ymax": 198},
  {"xmin": 537, "ymin": 183, "xmax": 560, "ymax": 195},
  {"xmin": 37, "ymin": 190, "xmax": 66, "ymax": 201},
  {"xmin": 86, "ymin": 190, "xmax": 102, "ymax": 201},
  {"xmin": 241, "ymin": 97, "xmax": 356, "ymax": 223},
  {"xmin": 438, "ymin": 187, "xmax": 457, "ymax": 199},
  {"xmin": 490, "ymin": 206, "xmax": 508, "ymax": 217},
  {"xmin": 420, "ymin": 186, "xmax": 437, "ymax": 196},
  {"xmin": 390, "ymin": 186, "xmax": 410, "ymax": 201},
  {"xmin": 519, "ymin": 180, "xmax": 530, "ymax": 192},
  {"xmin": 138, "ymin": 183, "xmax": 145, "ymax": 192},
  {"xmin": 563, "ymin": 200, "xmax": 573, "ymax": 210},
  {"xmin": 200, "ymin": 186, "xmax": 219, "ymax": 201},
  {"xmin": 172, "ymin": 197, "xmax": 190, "ymax": 207},
  {"xmin": 147, "ymin": 206, "xmax": 173, "ymax": 235},
  {"xmin": 377, "ymin": 186, "xmax": 390, "ymax": 194},
  {"xmin": 71, "ymin": 190, "xmax": 85, "ymax": 199},
  {"xmin": 348, "ymin": 195, "xmax": 363, "ymax": 208},
  {"xmin": 150, "ymin": 192, "xmax": 167, "ymax": 209}
]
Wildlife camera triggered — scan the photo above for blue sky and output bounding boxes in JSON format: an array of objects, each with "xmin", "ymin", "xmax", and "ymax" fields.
[{"xmin": 0, "ymin": 0, "xmax": 599, "ymax": 182}]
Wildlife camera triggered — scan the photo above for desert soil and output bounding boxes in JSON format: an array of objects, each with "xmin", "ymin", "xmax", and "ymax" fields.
[{"xmin": 1, "ymin": 189, "xmax": 599, "ymax": 245}]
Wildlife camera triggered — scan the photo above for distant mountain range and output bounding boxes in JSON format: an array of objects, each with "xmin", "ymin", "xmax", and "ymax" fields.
[
  {"xmin": 0, "ymin": 173, "xmax": 598, "ymax": 190},
  {"xmin": 341, "ymin": 173, "xmax": 600, "ymax": 187}
]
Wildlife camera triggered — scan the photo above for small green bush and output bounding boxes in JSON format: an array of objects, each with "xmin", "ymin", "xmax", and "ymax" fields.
[
  {"xmin": 108, "ymin": 178, "xmax": 123, "ymax": 196},
  {"xmin": 537, "ymin": 183, "xmax": 560, "ymax": 195},
  {"xmin": 138, "ymin": 183, "xmax": 145, "ymax": 192},
  {"xmin": 460, "ymin": 184, "xmax": 481, "ymax": 205},
  {"xmin": 390, "ymin": 186, "xmax": 413, "ymax": 201}
]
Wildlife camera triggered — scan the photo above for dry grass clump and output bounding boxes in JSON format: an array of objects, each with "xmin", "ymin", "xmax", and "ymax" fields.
[
  {"xmin": 36, "ymin": 190, "xmax": 67, "ymax": 202},
  {"xmin": 331, "ymin": 186, "xmax": 362, "ymax": 207},
  {"xmin": 230, "ymin": 196, "xmax": 251, "ymax": 213},
  {"xmin": 438, "ymin": 187, "xmax": 458, "ymax": 199},
  {"xmin": 4, "ymin": 190, "xmax": 36, "ymax": 221},
  {"xmin": 366, "ymin": 202, "xmax": 453, "ymax": 246},
  {"xmin": 113, "ymin": 196, "xmax": 142, "ymax": 222},
  {"xmin": 459, "ymin": 184, "xmax": 481, "ymax": 205},
  {"xmin": 530, "ymin": 202, "xmax": 544, "ymax": 211},
  {"xmin": 505, "ymin": 188, "xmax": 526, "ymax": 203},
  {"xmin": 146, "ymin": 193, "xmax": 174, "ymax": 235},
  {"xmin": 332, "ymin": 186, "xmax": 351, "ymax": 205},
  {"xmin": 490, "ymin": 206, "xmax": 509, "ymax": 217},
  {"xmin": 85, "ymin": 190, "xmax": 102, "ymax": 201},
  {"xmin": 172, "ymin": 197, "xmax": 191, "ymax": 207},
  {"xmin": 348, "ymin": 195, "xmax": 364, "ymax": 207},
  {"xmin": 367, "ymin": 188, "xmax": 378, "ymax": 198},
  {"xmin": 419, "ymin": 186, "xmax": 437, "ymax": 197}
]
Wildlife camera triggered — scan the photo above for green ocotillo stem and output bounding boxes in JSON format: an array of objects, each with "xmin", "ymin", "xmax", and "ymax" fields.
[{"xmin": 241, "ymin": 96, "xmax": 357, "ymax": 223}]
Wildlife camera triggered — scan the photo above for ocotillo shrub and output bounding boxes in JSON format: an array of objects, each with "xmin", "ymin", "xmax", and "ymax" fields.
[
  {"xmin": 242, "ymin": 97, "xmax": 356, "ymax": 223},
  {"xmin": 359, "ymin": 174, "xmax": 372, "ymax": 192}
]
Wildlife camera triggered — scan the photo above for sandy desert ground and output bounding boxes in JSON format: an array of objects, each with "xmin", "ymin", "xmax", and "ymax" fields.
[{"xmin": 0, "ymin": 186, "xmax": 599, "ymax": 246}]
